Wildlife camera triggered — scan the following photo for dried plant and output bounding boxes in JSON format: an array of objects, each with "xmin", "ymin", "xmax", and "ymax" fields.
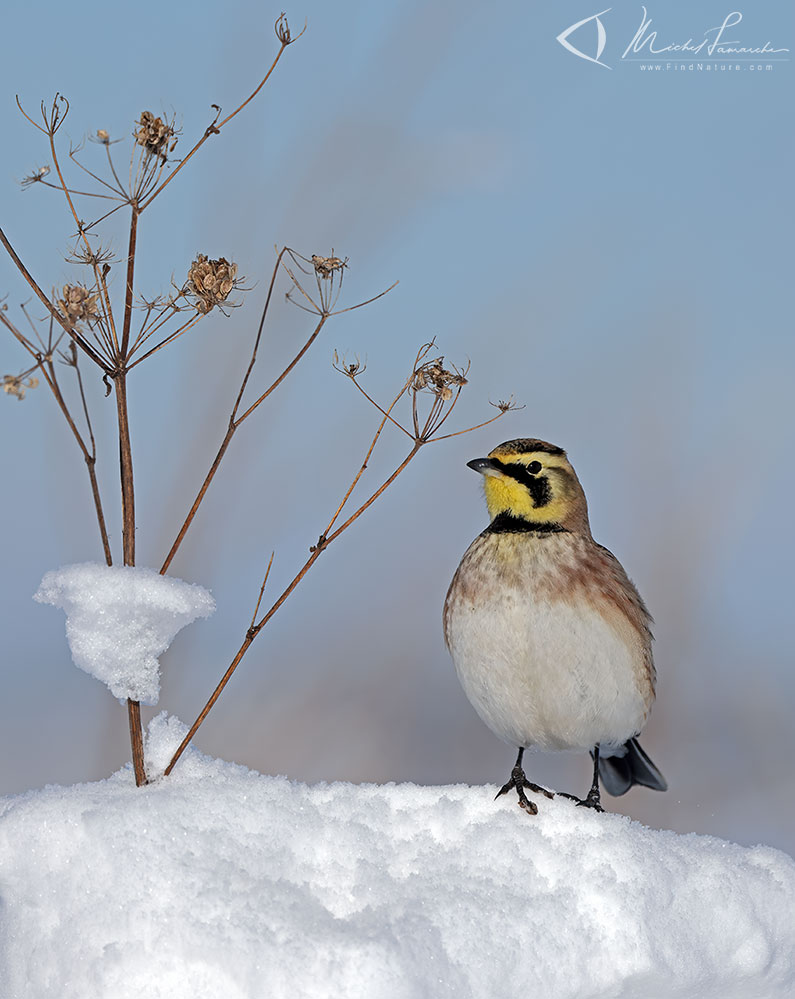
[
  {"xmin": 20, "ymin": 165, "xmax": 50, "ymax": 189},
  {"xmin": 163, "ymin": 339, "xmax": 516, "ymax": 777},
  {"xmin": 134, "ymin": 111, "xmax": 178, "ymax": 161},
  {"xmin": 3, "ymin": 370, "xmax": 39, "ymax": 400},
  {"xmin": 2, "ymin": 13, "xmax": 518, "ymax": 788},
  {"xmin": 1, "ymin": 14, "xmax": 304, "ymax": 785},
  {"xmin": 185, "ymin": 255, "xmax": 240, "ymax": 315},
  {"xmin": 311, "ymin": 253, "xmax": 347, "ymax": 279},
  {"xmin": 57, "ymin": 283, "xmax": 101, "ymax": 327}
]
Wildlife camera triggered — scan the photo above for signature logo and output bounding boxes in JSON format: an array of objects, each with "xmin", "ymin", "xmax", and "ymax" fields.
[
  {"xmin": 556, "ymin": 8, "xmax": 612, "ymax": 69},
  {"xmin": 556, "ymin": 7, "xmax": 789, "ymax": 69}
]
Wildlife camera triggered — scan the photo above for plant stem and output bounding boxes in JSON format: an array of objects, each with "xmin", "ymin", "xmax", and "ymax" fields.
[
  {"xmin": 114, "ymin": 373, "xmax": 136, "ymax": 566},
  {"xmin": 0, "ymin": 225, "xmax": 109, "ymax": 371},
  {"xmin": 120, "ymin": 207, "xmax": 139, "ymax": 356},
  {"xmin": 114, "ymin": 370, "xmax": 146, "ymax": 785},
  {"xmin": 48, "ymin": 358, "xmax": 113, "ymax": 566},
  {"xmin": 160, "ymin": 421, "xmax": 235, "ymax": 574},
  {"xmin": 127, "ymin": 699, "xmax": 145, "ymax": 784},
  {"xmin": 159, "ymin": 309, "xmax": 327, "ymax": 575},
  {"xmin": 163, "ymin": 442, "xmax": 422, "ymax": 776},
  {"xmin": 85, "ymin": 455, "xmax": 113, "ymax": 567}
]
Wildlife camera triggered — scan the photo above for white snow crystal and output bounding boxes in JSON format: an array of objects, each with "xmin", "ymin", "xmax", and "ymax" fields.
[
  {"xmin": 34, "ymin": 563, "xmax": 215, "ymax": 703},
  {"xmin": 0, "ymin": 717, "xmax": 793, "ymax": 999}
]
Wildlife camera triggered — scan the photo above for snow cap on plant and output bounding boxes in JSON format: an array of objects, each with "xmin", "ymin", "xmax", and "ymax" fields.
[{"xmin": 34, "ymin": 563, "xmax": 216, "ymax": 705}]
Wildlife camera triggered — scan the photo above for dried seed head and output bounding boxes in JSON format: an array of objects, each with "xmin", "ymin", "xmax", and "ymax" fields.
[
  {"xmin": 3, "ymin": 373, "xmax": 38, "ymax": 401},
  {"xmin": 186, "ymin": 254, "xmax": 239, "ymax": 314},
  {"xmin": 312, "ymin": 254, "xmax": 347, "ymax": 279},
  {"xmin": 70, "ymin": 243, "xmax": 115, "ymax": 268},
  {"xmin": 21, "ymin": 165, "xmax": 51, "ymax": 189},
  {"xmin": 412, "ymin": 357, "xmax": 468, "ymax": 398},
  {"xmin": 96, "ymin": 129, "xmax": 110, "ymax": 143},
  {"xmin": 134, "ymin": 111, "xmax": 177, "ymax": 160},
  {"xmin": 333, "ymin": 350, "xmax": 365, "ymax": 377},
  {"xmin": 57, "ymin": 284, "xmax": 100, "ymax": 327},
  {"xmin": 491, "ymin": 397, "xmax": 523, "ymax": 413},
  {"xmin": 275, "ymin": 13, "xmax": 293, "ymax": 44}
]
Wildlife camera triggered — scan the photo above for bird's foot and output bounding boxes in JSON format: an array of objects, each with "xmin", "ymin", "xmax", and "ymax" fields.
[
  {"xmin": 556, "ymin": 789, "xmax": 604, "ymax": 812},
  {"xmin": 495, "ymin": 765, "xmax": 553, "ymax": 815},
  {"xmin": 577, "ymin": 787, "xmax": 605, "ymax": 812}
]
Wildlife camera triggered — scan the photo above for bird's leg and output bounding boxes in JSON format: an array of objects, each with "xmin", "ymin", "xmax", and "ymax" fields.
[
  {"xmin": 557, "ymin": 746, "xmax": 605, "ymax": 811},
  {"xmin": 577, "ymin": 746, "xmax": 604, "ymax": 811},
  {"xmin": 495, "ymin": 747, "xmax": 553, "ymax": 815}
]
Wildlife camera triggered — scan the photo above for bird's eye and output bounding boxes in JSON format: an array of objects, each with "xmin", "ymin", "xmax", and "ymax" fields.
[{"xmin": 527, "ymin": 460, "xmax": 542, "ymax": 474}]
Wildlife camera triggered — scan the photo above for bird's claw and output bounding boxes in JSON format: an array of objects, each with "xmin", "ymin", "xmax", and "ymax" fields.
[
  {"xmin": 576, "ymin": 790, "xmax": 604, "ymax": 812},
  {"xmin": 495, "ymin": 765, "xmax": 552, "ymax": 814},
  {"xmin": 556, "ymin": 789, "xmax": 604, "ymax": 812}
]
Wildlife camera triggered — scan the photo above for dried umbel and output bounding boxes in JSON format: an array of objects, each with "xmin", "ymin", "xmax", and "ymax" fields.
[
  {"xmin": 3, "ymin": 373, "xmax": 38, "ymax": 401},
  {"xmin": 186, "ymin": 255, "xmax": 238, "ymax": 315},
  {"xmin": 493, "ymin": 398, "xmax": 521, "ymax": 414},
  {"xmin": 71, "ymin": 244, "xmax": 115, "ymax": 268},
  {"xmin": 332, "ymin": 350, "xmax": 365, "ymax": 377},
  {"xmin": 412, "ymin": 358, "xmax": 468, "ymax": 401},
  {"xmin": 312, "ymin": 254, "xmax": 347, "ymax": 279},
  {"xmin": 275, "ymin": 13, "xmax": 294, "ymax": 45},
  {"xmin": 57, "ymin": 284, "xmax": 100, "ymax": 327},
  {"xmin": 135, "ymin": 111, "xmax": 177, "ymax": 159},
  {"xmin": 21, "ymin": 165, "xmax": 50, "ymax": 189}
]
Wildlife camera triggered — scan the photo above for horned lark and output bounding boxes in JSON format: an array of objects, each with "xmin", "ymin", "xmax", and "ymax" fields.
[{"xmin": 444, "ymin": 438, "xmax": 667, "ymax": 814}]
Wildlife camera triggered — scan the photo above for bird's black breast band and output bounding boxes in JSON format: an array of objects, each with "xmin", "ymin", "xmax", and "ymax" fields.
[{"xmin": 485, "ymin": 513, "xmax": 568, "ymax": 535}]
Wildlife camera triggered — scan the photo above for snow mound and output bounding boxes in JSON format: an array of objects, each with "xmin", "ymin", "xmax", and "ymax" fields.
[
  {"xmin": 34, "ymin": 563, "xmax": 215, "ymax": 703},
  {"xmin": 0, "ymin": 718, "xmax": 793, "ymax": 999}
]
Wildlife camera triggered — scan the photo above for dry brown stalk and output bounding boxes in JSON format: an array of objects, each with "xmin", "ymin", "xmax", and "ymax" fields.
[
  {"xmin": 160, "ymin": 247, "xmax": 396, "ymax": 575},
  {"xmin": 164, "ymin": 345, "xmax": 516, "ymax": 776},
  {"xmin": 3, "ymin": 19, "xmax": 517, "ymax": 790},
  {"xmin": 140, "ymin": 15, "xmax": 304, "ymax": 210},
  {"xmin": 3, "ymin": 18, "xmax": 302, "ymax": 787},
  {"xmin": 0, "ymin": 309, "xmax": 112, "ymax": 564},
  {"xmin": 0, "ymin": 226, "xmax": 110, "ymax": 371}
]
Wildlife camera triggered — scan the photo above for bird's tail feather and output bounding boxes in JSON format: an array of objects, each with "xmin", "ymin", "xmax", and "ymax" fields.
[{"xmin": 598, "ymin": 738, "xmax": 667, "ymax": 797}]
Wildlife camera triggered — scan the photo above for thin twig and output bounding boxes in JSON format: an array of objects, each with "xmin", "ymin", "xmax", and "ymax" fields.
[
  {"xmin": 141, "ymin": 27, "xmax": 299, "ymax": 210},
  {"xmin": 233, "ymin": 316, "xmax": 327, "ymax": 425},
  {"xmin": 249, "ymin": 552, "xmax": 275, "ymax": 629},
  {"xmin": 33, "ymin": 178, "xmax": 121, "ymax": 200},
  {"xmin": 328, "ymin": 281, "xmax": 399, "ymax": 316},
  {"xmin": 0, "ymin": 226, "xmax": 110, "ymax": 371},
  {"xmin": 0, "ymin": 312, "xmax": 113, "ymax": 563},
  {"xmin": 160, "ymin": 285, "xmax": 326, "ymax": 574},
  {"xmin": 164, "ymin": 440, "xmax": 422, "ymax": 776},
  {"xmin": 127, "ymin": 311, "xmax": 203, "ymax": 367},
  {"xmin": 119, "ymin": 207, "xmax": 139, "ymax": 357},
  {"xmin": 430, "ymin": 410, "xmax": 512, "ymax": 442},
  {"xmin": 231, "ymin": 247, "xmax": 288, "ymax": 419},
  {"xmin": 340, "ymin": 375, "xmax": 415, "ymax": 440}
]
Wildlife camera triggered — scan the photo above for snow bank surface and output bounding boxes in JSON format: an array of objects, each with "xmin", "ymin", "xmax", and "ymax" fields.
[
  {"xmin": 1, "ymin": 714, "xmax": 793, "ymax": 999},
  {"xmin": 34, "ymin": 564, "xmax": 215, "ymax": 703}
]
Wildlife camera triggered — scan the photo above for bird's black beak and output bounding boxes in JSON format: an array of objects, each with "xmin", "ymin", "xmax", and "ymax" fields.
[{"xmin": 467, "ymin": 457, "xmax": 503, "ymax": 477}]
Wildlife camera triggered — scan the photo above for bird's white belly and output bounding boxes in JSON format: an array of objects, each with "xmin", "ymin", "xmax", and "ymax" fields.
[{"xmin": 449, "ymin": 593, "xmax": 647, "ymax": 752}]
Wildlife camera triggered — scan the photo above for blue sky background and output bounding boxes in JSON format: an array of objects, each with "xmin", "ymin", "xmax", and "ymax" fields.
[{"xmin": 1, "ymin": 0, "xmax": 793, "ymax": 853}]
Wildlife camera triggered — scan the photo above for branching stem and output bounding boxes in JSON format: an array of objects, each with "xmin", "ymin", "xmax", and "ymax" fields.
[{"xmin": 164, "ymin": 440, "xmax": 422, "ymax": 776}]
